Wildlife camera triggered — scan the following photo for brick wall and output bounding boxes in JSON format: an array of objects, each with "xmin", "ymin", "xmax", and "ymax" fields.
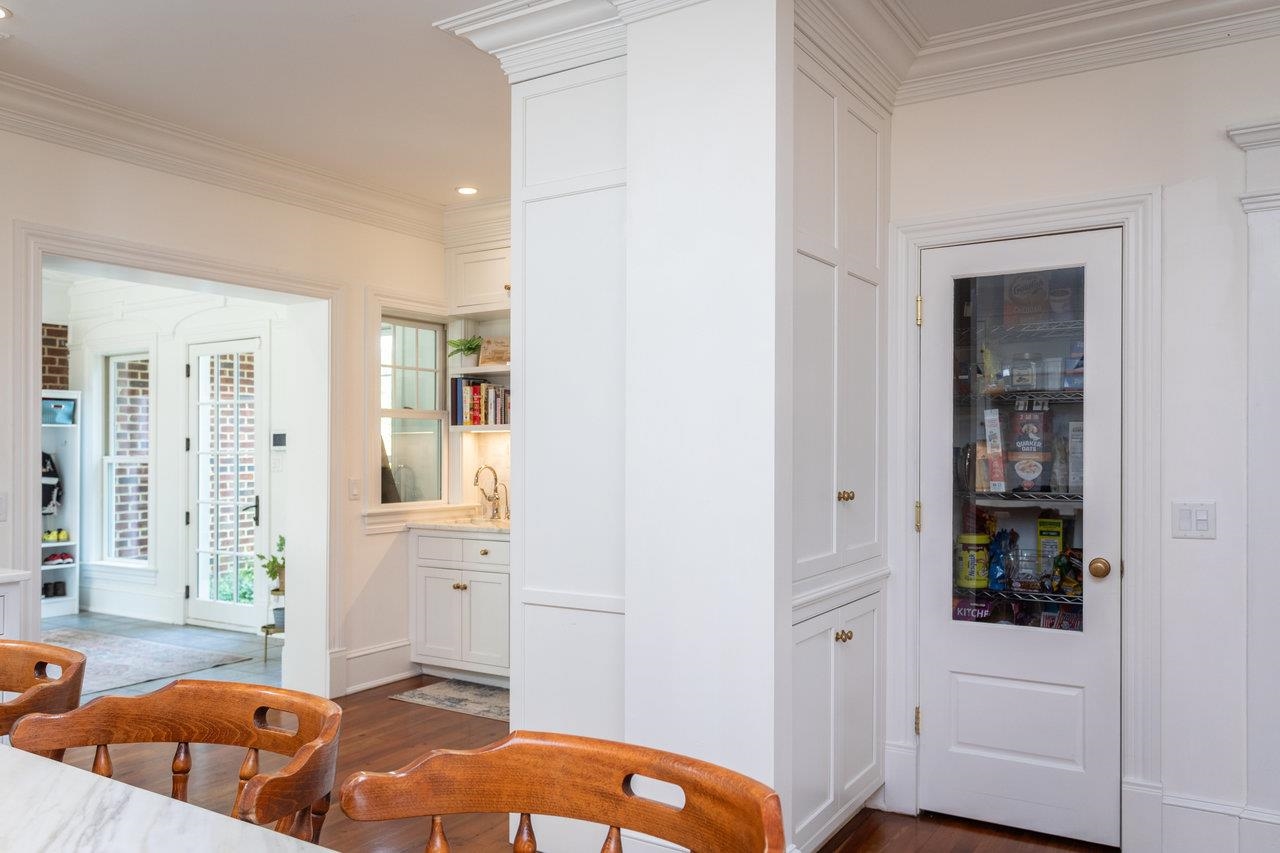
[
  {"xmin": 110, "ymin": 357, "xmax": 150, "ymax": 560},
  {"xmin": 41, "ymin": 324, "xmax": 69, "ymax": 390}
]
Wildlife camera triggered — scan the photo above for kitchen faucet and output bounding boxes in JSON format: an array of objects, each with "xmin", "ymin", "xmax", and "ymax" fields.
[
  {"xmin": 474, "ymin": 465, "xmax": 502, "ymax": 520},
  {"xmin": 498, "ymin": 482, "xmax": 510, "ymax": 520}
]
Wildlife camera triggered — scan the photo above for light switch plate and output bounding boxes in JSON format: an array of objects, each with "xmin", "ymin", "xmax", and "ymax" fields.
[
  {"xmin": 1172, "ymin": 501, "xmax": 1216, "ymax": 539},
  {"xmin": 347, "ymin": 478, "xmax": 361, "ymax": 501}
]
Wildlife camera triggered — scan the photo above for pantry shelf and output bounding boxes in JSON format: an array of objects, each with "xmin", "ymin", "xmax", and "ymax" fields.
[
  {"xmin": 958, "ymin": 588, "xmax": 1084, "ymax": 606},
  {"xmin": 958, "ymin": 389, "xmax": 1084, "ymax": 406}
]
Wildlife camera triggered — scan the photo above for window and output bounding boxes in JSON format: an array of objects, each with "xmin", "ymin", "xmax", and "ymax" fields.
[
  {"xmin": 104, "ymin": 355, "xmax": 151, "ymax": 561},
  {"xmin": 378, "ymin": 318, "xmax": 445, "ymax": 504}
]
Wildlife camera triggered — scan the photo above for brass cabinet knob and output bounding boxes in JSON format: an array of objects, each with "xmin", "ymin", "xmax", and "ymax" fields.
[
  {"xmin": 836, "ymin": 490, "xmax": 857, "ymax": 502},
  {"xmin": 833, "ymin": 629, "xmax": 853, "ymax": 643},
  {"xmin": 451, "ymin": 582, "xmax": 462, "ymax": 590},
  {"xmin": 1088, "ymin": 557, "xmax": 1112, "ymax": 579},
  {"xmin": 504, "ymin": 283, "xmax": 512, "ymax": 292},
  {"xmin": 479, "ymin": 548, "xmax": 489, "ymax": 556},
  {"xmin": 459, "ymin": 583, "xmax": 469, "ymax": 591}
]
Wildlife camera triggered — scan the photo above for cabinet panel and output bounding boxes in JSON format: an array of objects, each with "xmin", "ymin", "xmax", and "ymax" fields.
[
  {"xmin": 795, "ymin": 58, "xmax": 837, "ymax": 251},
  {"xmin": 414, "ymin": 568, "xmax": 463, "ymax": 661},
  {"xmin": 838, "ymin": 101, "xmax": 883, "ymax": 282},
  {"xmin": 794, "ymin": 253, "xmax": 839, "ymax": 581},
  {"xmin": 791, "ymin": 609, "xmax": 840, "ymax": 847},
  {"xmin": 0, "ymin": 584, "xmax": 18, "ymax": 638},
  {"xmin": 462, "ymin": 570, "xmax": 509, "ymax": 668},
  {"xmin": 836, "ymin": 273, "xmax": 882, "ymax": 568},
  {"xmin": 463, "ymin": 539, "xmax": 510, "ymax": 566},
  {"xmin": 417, "ymin": 536, "xmax": 463, "ymax": 563},
  {"xmin": 454, "ymin": 246, "xmax": 511, "ymax": 310},
  {"xmin": 836, "ymin": 593, "xmax": 882, "ymax": 803}
]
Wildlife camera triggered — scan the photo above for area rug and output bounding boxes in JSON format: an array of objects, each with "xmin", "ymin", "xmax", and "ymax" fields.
[
  {"xmin": 43, "ymin": 628, "xmax": 250, "ymax": 694},
  {"xmin": 390, "ymin": 679, "xmax": 510, "ymax": 722}
]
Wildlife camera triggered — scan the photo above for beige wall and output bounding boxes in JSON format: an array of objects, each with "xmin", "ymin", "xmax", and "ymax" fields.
[
  {"xmin": 891, "ymin": 35, "xmax": 1279, "ymax": 834},
  {"xmin": 0, "ymin": 127, "xmax": 445, "ymax": 694}
]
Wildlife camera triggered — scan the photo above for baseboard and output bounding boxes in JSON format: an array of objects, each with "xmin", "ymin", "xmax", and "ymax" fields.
[
  {"xmin": 882, "ymin": 740, "xmax": 917, "ymax": 815},
  {"xmin": 1162, "ymin": 794, "xmax": 1244, "ymax": 853},
  {"xmin": 417, "ymin": 664, "xmax": 510, "ymax": 688},
  {"xmin": 342, "ymin": 639, "xmax": 415, "ymax": 696},
  {"xmin": 1122, "ymin": 780, "xmax": 1163, "ymax": 852}
]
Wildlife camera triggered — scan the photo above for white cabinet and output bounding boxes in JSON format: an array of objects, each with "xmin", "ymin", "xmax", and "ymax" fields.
[
  {"xmin": 791, "ymin": 589, "xmax": 884, "ymax": 851},
  {"xmin": 0, "ymin": 581, "xmax": 22, "ymax": 639},
  {"xmin": 408, "ymin": 530, "xmax": 510, "ymax": 678},
  {"xmin": 447, "ymin": 243, "xmax": 511, "ymax": 315}
]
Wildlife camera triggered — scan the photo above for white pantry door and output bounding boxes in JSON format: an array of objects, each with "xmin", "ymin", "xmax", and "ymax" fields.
[
  {"xmin": 918, "ymin": 229, "xmax": 1122, "ymax": 845},
  {"xmin": 187, "ymin": 339, "xmax": 269, "ymax": 630}
]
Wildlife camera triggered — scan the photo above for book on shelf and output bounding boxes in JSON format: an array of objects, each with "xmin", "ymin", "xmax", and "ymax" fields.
[{"xmin": 450, "ymin": 377, "xmax": 511, "ymax": 426}]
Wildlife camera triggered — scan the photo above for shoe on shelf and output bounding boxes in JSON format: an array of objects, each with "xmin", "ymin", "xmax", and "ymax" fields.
[
  {"xmin": 42, "ymin": 530, "xmax": 56, "ymax": 543},
  {"xmin": 57, "ymin": 529, "xmax": 70, "ymax": 542},
  {"xmin": 52, "ymin": 581, "xmax": 67, "ymax": 597},
  {"xmin": 41, "ymin": 583, "xmax": 52, "ymax": 598},
  {"xmin": 42, "ymin": 553, "xmax": 59, "ymax": 565},
  {"xmin": 61, "ymin": 553, "xmax": 74, "ymax": 565}
]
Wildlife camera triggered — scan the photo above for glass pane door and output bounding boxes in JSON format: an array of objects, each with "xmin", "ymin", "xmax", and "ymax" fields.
[
  {"xmin": 951, "ymin": 268, "xmax": 1085, "ymax": 631},
  {"xmin": 191, "ymin": 344, "xmax": 263, "ymax": 627}
]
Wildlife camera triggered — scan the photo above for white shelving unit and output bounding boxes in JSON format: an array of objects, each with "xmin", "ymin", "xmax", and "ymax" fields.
[
  {"xmin": 40, "ymin": 389, "xmax": 81, "ymax": 618},
  {"xmin": 446, "ymin": 316, "xmax": 512, "ymax": 507}
]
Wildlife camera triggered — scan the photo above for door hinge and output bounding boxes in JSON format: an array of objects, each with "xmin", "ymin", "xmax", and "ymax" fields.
[
  {"xmin": 185, "ymin": 437, "xmax": 191, "ymax": 452},
  {"xmin": 914, "ymin": 501, "xmax": 922, "ymax": 533},
  {"xmin": 184, "ymin": 511, "xmax": 190, "ymax": 526},
  {"xmin": 185, "ymin": 363, "xmax": 191, "ymax": 378},
  {"xmin": 184, "ymin": 585, "xmax": 190, "ymax": 600},
  {"xmin": 915, "ymin": 706, "xmax": 921, "ymax": 735},
  {"xmin": 915, "ymin": 295, "xmax": 923, "ymax": 326}
]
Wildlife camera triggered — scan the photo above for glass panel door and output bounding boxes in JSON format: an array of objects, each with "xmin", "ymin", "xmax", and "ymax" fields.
[
  {"xmin": 188, "ymin": 340, "xmax": 267, "ymax": 629},
  {"xmin": 952, "ymin": 268, "xmax": 1085, "ymax": 630}
]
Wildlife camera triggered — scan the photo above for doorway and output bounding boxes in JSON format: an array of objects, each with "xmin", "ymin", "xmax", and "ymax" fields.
[
  {"xmin": 916, "ymin": 229, "xmax": 1122, "ymax": 846},
  {"xmin": 29, "ymin": 248, "xmax": 331, "ymax": 699}
]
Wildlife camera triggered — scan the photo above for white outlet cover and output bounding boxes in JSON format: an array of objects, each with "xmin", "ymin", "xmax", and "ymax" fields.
[{"xmin": 1172, "ymin": 501, "xmax": 1216, "ymax": 540}]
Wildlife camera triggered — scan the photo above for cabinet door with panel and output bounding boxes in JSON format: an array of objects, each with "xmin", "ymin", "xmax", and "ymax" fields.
[
  {"xmin": 0, "ymin": 583, "xmax": 20, "ymax": 639},
  {"xmin": 461, "ymin": 570, "xmax": 509, "ymax": 668},
  {"xmin": 413, "ymin": 567, "xmax": 463, "ymax": 661},
  {"xmin": 791, "ymin": 590, "xmax": 884, "ymax": 851},
  {"xmin": 451, "ymin": 245, "xmax": 511, "ymax": 312}
]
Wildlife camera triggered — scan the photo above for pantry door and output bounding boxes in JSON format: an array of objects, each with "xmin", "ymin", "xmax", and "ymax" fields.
[
  {"xmin": 917, "ymin": 229, "xmax": 1121, "ymax": 845},
  {"xmin": 186, "ymin": 339, "xmax": 270, "ymax": 631}
]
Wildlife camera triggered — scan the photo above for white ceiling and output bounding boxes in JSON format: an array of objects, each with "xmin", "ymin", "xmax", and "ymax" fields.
[
  {"xmin": 895, "ymin": 0, "xmax": 1088, "ymax": 39},
  {"xmin": 0, "ymin": 0, "xmax": 510, "ymax": 207}
]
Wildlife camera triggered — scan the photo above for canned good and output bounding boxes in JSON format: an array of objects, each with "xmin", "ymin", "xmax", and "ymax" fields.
[{"xmin": 955, "ymin": 533, "xmax": 991, "ymax": 589}]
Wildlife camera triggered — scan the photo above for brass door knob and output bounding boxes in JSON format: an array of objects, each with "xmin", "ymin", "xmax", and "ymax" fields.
[
  {"xmin": 479, "ymin": 548, "xmax": 489, "ymax": 556},
  {"xmin": 1088, "ymin": 557, "xmax": 1112, "ymax": 579}
]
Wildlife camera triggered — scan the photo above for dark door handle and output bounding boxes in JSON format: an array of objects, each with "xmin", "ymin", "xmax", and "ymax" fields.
[{"xmin": 241, "ymin": 494, "xmax": 260, "ymax": 526}]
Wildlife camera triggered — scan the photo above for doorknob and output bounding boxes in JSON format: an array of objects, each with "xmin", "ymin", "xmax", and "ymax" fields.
[{"xmin": 1088, "ymin": 557, "xmax": 1112, "ymax": 579}]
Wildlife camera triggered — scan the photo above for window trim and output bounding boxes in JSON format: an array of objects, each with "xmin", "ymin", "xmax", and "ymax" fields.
[{"xmin": 102, "ymin": 353, "xmax": 152, "ymax": 566}]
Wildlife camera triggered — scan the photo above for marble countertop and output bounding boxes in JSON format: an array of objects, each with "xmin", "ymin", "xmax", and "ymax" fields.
[
  {"xmin": 0, "ymin": 745, "xmax": 323, "ymax": 852},
  {"xmin": 407, "ymin": 519, "xmax": 511, "ymax": 534}
]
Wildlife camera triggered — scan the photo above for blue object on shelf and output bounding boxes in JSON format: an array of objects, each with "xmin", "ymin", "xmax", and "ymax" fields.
[{"xmin": 41, "ymin": 398, "xmax": 75, "ymax": 425}]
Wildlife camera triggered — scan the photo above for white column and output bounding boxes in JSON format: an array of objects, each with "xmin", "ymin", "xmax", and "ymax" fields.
[{"xmin": 1230, "ymin": 119, "xmax": 1280, "ymax": 853}]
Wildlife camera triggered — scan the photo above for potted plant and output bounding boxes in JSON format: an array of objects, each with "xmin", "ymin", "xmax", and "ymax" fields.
[
  {"xmin": 448, "ymin": 334, "xmax": 483, "ymax": 368},
  {"xmin": 258, "ymin": 534, "xmax": 286, "ymax": 629}
]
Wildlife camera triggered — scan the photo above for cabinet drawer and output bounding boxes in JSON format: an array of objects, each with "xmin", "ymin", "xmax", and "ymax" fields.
[
  {"xmin": 463, "ymin": 540, "xmax": 510, "ymax": 566},
  {"xmin": 416, "ymin": 536, "xmax": 464, "ymax": 563}
]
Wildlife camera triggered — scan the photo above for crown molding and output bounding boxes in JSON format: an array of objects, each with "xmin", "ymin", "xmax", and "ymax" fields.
[
  {"xmin": 892, "ymin": 0, "xmax": 1280, "ymax": 105},
  {"xmin": 796, "ymin": 0, "xmax": 910, "ymax": 112},
  {"xmin": 443, "ymin": 198, "xmax": 512, "ymax": 248},
  {"xmin": 1229, "ymin": 119, "xmax": 1280, "ymax": 150},
  {"xmin": 612, "ymin": 0, "xmax": 711, "ymax": 23},
  {"xmin": 0, "ymin": 71, "xmax": 444, "ymax": 241}
]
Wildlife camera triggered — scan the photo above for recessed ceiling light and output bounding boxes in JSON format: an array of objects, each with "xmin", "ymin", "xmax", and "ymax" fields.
[
  {"xmin": 456, "ymin": 186, "xmax": 479, "ymax": 196},
  {"xmin": 0, "ymin": 7, "xmax": 12, "ymax": 19}
]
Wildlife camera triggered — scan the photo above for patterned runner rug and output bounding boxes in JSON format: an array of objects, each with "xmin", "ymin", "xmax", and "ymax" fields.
[
  {"xmin": 390, "ymin": 679, "xmax": 510, "ymax": 722},
  {"xmin": 43, "ymin": 628, "xmax": 250, "ymax": 694}
]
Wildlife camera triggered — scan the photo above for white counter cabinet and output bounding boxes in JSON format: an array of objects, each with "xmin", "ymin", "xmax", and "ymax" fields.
[{"xmin": 407, "ymin": 525, "xmax": 510, "ymax": 681}]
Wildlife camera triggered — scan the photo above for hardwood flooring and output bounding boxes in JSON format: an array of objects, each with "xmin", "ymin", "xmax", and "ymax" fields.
[{"xmin": 59, "ymin": 674, "xmax": 1114, "ymax": 852}]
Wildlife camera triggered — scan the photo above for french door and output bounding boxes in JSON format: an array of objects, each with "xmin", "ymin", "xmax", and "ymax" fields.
[
  {"xmin": 187, "ymin": 339, "xmax": 268, "ymax": 630},
  {"xmin": 918, "ymin": 229, "xmax": 1122, "ymax": 845}
]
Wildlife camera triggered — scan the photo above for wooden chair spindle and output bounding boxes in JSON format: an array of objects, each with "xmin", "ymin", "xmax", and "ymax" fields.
[
  {"xmin": 514, "ymin": 812, "xmax": 536, "ymax": 853},
  {"xmin": 92, "ymin": 743, "xmax": 112, "ymax": 778},
  {"xmin": 171, "ymin": 741, "xmax": 192, "ymax": 801},
  {"xmin": 309, "ymin": 793, "xmax": 331, "ymax": 844},
  {"xmin": 232, "ymin": 746, "xmax": 259, "ymax": 815},
  {"xmin": 601, "ymin": 825, "xmax": 623, "ymax": 853},
  {"xmin": 426, "ymin": 815, "xmax": 450, "ymax": 853}
]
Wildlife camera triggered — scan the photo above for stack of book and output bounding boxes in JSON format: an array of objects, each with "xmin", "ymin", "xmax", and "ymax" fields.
[{"xmin": 450, "ymin": 378, "xmax": 511, "ymax": 426}]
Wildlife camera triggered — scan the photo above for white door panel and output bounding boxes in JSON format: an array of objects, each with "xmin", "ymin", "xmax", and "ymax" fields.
[
  {"xmin": 918, "ymin": 229, "xmax": 1122, "ymax": 846},
  {"xmin": 790, "ymin": 609, "xmax": 840, "ymax": 847},
  {"xmin": 462, "ymin": 570, "xmax": 509, "ymax": 668},
  {"xmin": 415, "ymin": 567, "xmax": 462, "ymax": 661}
]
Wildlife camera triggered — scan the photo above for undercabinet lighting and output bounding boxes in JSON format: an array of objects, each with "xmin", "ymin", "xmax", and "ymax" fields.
[{"xmin": 456, "ymin": 186, "xmax": 479, "ymax": 196}]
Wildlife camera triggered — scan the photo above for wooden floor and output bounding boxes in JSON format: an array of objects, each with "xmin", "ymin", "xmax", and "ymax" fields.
[{"xmin": 62, "ymin": 674, "xmax": 1115, "ymax": 852}]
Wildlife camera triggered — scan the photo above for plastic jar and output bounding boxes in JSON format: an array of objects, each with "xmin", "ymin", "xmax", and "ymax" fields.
[
  {"xmin": 955, "ymin": 534, "xmax": 991, "ymax": 589},
  {"xmin": 1010, "ymin": 353, "xmax": 1041, "ymax": 390}
]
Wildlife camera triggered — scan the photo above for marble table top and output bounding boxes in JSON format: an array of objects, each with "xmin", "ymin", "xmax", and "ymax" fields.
[{"xmin": 0, "ymin": 744, "xmax": 323, "ymax": 852}]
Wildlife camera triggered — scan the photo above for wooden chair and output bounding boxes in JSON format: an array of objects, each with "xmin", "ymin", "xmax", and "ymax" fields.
[
  {"xmin": 10, "ymin": 679, "xmax": 342, "ymax": 843},
  {"xmin": 340, "ymin": 730, "xmax": 787, "ymax": 852},
  {"xmin": 0, "ymin": 639, "xmax": 86, "ymax": 736}
]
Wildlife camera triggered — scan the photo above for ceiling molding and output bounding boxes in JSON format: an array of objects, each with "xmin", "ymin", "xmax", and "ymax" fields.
[
  {"xmin": 443, "ymin": 198, "xmax": 512, "ymax": 248},
  {"xmin": 890, "ymin": 0, "xmax": 1280, "ymax": 105},
  {"xmin": 870, "ymin": 0, "xmax": 927, "ymax": 51},
  {"xmin": 612, "ymin": 0, "xmax": 711, "ymax": 23},
  {"xmin": 1229, "ymin": 118, "xmax": 1280, "ymax": 149},
  {"xmin": 0, "ymin": 71, "xmax": 443, "ymax": 241},
  {"xmin": 796, "ymin": 0, "xmax": 909, "ymax": 112}
]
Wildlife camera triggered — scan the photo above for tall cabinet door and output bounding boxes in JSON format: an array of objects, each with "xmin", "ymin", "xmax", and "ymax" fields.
[
  {"xmin": 414, "ymin": 567, "xmax": 463, "ymax": 661},
  {"xmin": 836, "ymin": 593, "xmax": 882, "ymax": 805},
  {"xmin": 792, "ymin": 46, "xmax": 887, "ymax": 586},
  {"xmin": 917, "ymin": 230, "xmax": 1122, "ymax": 845},
  {"xmin": 790, "ymin": 608, "xmax": 841, "ymax": 847}
]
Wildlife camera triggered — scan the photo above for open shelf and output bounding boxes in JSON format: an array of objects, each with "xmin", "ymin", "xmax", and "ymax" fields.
[
  {"xmin": 968, "ymin": 491, "xmax": 1082, "ymax": 510},
  {"xmin": 41, "ymin": 540, "xmax": 77, "ymax": 548},
  {"xmin": 449, "ymin": 364, "xmax": 510, "ymax": 377},
  {"xmin": 451, "ymin": 424, "xmax": 511, "ymax": 433}
]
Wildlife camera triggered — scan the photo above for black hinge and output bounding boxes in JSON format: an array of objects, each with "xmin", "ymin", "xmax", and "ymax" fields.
[
  {"xmin": 184, "ymin": 511, "xmax": 190, "ymax": 526},
  {"xmin": 184, "ymin": 585, "xmax": 190, "ymax": 600},
  {"xmin": 185, "ymin": 437, "xmax": 191, "ymax": 451},
  {"xmin": 185, "ymin": 363, "xmax": 191, "ymax": 378}
]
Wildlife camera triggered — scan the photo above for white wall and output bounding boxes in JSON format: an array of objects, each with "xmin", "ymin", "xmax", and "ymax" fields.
[
  {"xmin": 0, "ymin": 127, "xmax": 445, "ymax": 696},
  {"xmin": 891, "ymin": 37, "xmax": 1278, "ymax": 849}
]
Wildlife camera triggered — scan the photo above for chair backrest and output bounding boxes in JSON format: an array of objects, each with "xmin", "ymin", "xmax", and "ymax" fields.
[
  {"xmin": 9, "ymin": 679, "xmax": 342, "ymax": 842},
  {"xmin": 340, "ymin": 730, "xmax": 787, "ymax": 852},
  {"xmin": 0, "ymin": 639, "xmax": 86, "ymax": 736}
]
